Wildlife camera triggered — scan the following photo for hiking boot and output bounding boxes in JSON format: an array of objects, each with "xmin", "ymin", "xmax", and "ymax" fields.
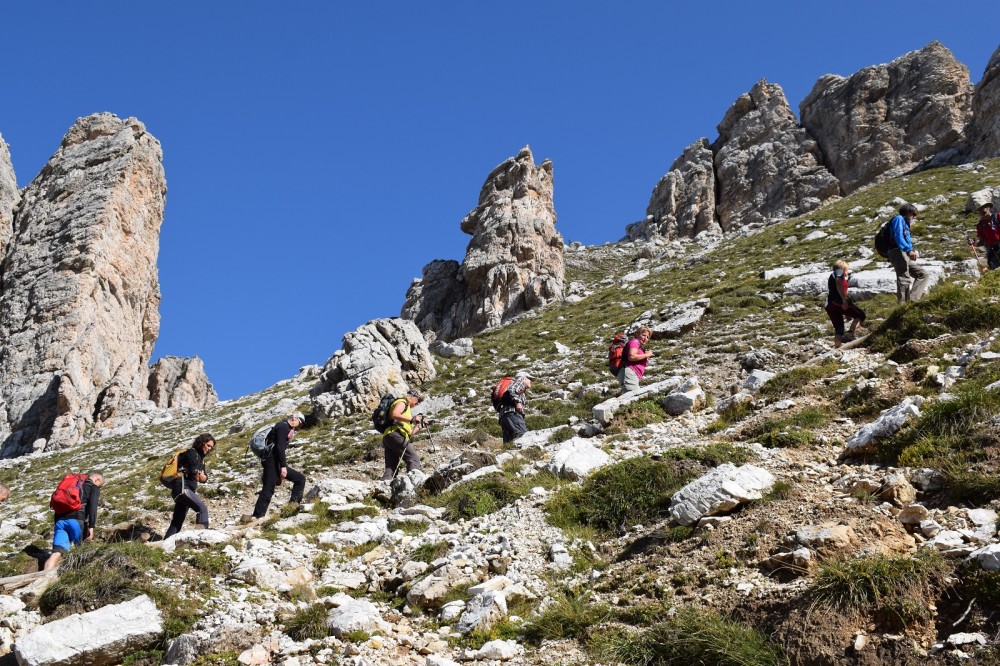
[
  {"xmin": 238, "ymin": 514, "xmax": 258, "ymax": 525},
  {"xmin": 194, "ymin": 524, "xmax": 208, "ymax": 530}
]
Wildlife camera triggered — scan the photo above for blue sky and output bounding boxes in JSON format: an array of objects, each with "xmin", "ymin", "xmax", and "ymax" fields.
[{"xmin": 0, "ymin": 2, "xmax": 995, "ymax": 400}]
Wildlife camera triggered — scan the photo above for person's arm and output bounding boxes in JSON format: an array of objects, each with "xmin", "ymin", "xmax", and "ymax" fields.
[
  {"xmin": 837, "ymin": 275, "xmax": 849, "ymax": 309},
  {"xmin": 273, "ymin": 421, "xmax": 290, "ymax": 472},
  {"xmin": 890, "ymin": 215, "xmax": 912, "ymax": 253},
  {"xmin": 627, "ymin": 340, "xmax": 652, "ymax": 362},
  {"xmin": 85, "ymin": 484, "xmax": 100, "ymax": 539}
]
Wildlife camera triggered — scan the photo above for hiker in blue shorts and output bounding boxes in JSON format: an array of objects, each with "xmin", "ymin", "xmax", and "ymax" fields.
[{"xmin": 44, "ymin": 472, "xmax": 104, "ymax": 570}]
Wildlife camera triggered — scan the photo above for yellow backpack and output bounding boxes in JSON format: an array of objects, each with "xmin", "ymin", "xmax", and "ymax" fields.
[{"xmin": 158, "ymin": 449, "xmax": 187, "ymax": 488}]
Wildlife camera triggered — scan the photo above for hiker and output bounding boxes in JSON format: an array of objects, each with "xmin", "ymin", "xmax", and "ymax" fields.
[
  {"xmin": 497, "ymin": 372, "xmax": 532, "ymax": 443},
  {"xmin": 164, "ymin": 433, "xmax": 216, "ymax": 538},
  {"xmin": 974, "ymin": 201, "xmax": 1000, "ymax": 270},
  {"xmin": 618, "ymin": 326, "xmax": 654, "ymax": 395},
  {"xmin": 0, "ymin": 483, "xmax": 8, "ymax": 503},
  {"xmin": 43, "ymin": 472, "xmax": 104, "ymax": 570},
  {"xmin": 381, "ymin": 390, "xmax": 425, "ymax": 481},
  {"xmin": 887, "ymin": 203, "xmax": 930, "ymax": 304},
  {"xmin": 825, "ymin": 260, "xmax": 866, "ymax": 348},
  {"xmin": 243, "ymin": 413, "xmax": 306, "ymax": 523}
]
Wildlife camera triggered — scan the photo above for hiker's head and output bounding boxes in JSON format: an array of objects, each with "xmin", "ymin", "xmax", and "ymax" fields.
[
  {"xmin": 88, "ymin": 472, "xmax": 105, "ymax": 488},
  {"xmin": 899, "ymin": 203, "xmax": 918, "ymax": 220},
  {"xmin": 0, "ymin": 483, "xmax": 9, "ymax": 502},
  {"xmin": 979, "ymin": 202, "xmax": 994, "ymax": 215},
  {"xmin": 833, "ymin": 259, "xmax": 849, "ymax": 277},
  {"xmin": 515, "ymin": 371, "xmax": 532, "ymax": 390},
  {"xmin": 193, "ymin": 433, "xmax": 216, "ymax": 455},
  {"xmin": 635, "ymin": 327, "xmax": 652, "ymax": 344},
  {"xmin": 288, "ymin": 412, "xmax": 306, "ymax": 429},
  {"xmin": 406, "ymin": 389, "xmax": 423, "ymax": 406}
]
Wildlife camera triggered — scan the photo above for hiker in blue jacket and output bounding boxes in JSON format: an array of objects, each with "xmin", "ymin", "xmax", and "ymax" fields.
[{"xmin": 887, "ymin": 203, "xmax": 930, "ymax": 304}]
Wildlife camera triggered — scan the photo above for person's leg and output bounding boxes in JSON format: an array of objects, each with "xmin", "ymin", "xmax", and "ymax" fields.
[
  {"xmin": 401, "ymin": 441, "xmax": 422, "ymax": 473},
  {"xmin": 45, "ymin": 519, "xmax": 82, "ymax": 570},
  {"xmin": 252, "ymin": 461, "xmax": 278, "ymax": 518},
  {"xmin": 382, "ymin": 433, "xmax": 405, "ymax": 481},
  {"xmin": 163, "ymin": 498, "xmax": 189, "ymax": 539},
  {"xmin": 907, "ymin": 259, "xmax": 930, "ymax": 302},
  {"xmin": 846, "ymin": 303, "xmax": 866, "ymax": 335},
  {"xmin": 285, "ymin": 467, "xmax": 306, "ymax": 504},
  {"xmin": 508, "ymin": 413, "xmax": 528, "ymax": 441},
  {"xmin": 621, "ymin": 367, "xmax": 640, "ymax": 393},
  {"xmin": 825, "ymin": 303, "xmax": 845, "ymax": 345},
  {"xmin": 988, "ymin": 244, "xmax": 1000, "ymax": 270},
  {"xmin": 500, "ymin": 413, "xmax": 515, "ymax": 443},
  {"xmin": 888, "ymin": 248, "xmax": 912, "ymax": 303}
]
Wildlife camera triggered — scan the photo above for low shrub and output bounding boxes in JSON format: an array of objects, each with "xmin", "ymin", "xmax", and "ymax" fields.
[
  {"xmin": 759, "ymin": 362, "xmax": 840, "ymax": 397},
  {"xmin": 284, "ymin": 603, "xmax": 329, "ymax": 641},
  {"xmin": 605, "ymin": 399, "xmax": 668, "ymax": 434},
  {"xmin": 546, "ymin": 457, "xmax": 694, "ymax": 533},
  {"xmin": 662, "ymin": 442, "xmax": 752, "ymax": 467},
  {"xmin": 523, "ymin": 591, "xmax": 612, "ymax": 644},
  {"xmin": 590, "ymin": 607, "xmax": 787, "ymax": 666}
]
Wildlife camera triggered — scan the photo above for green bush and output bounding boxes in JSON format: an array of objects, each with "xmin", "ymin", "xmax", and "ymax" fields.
[
  {"xmin": 284, "ymin": 603, "xmax": 330, "ymax": 640},
  {"xmin": 662, "ymin": 442, "xmax": 752, "ymax": 467},
  {"xmin": 759, "ymin": 362, "xmax": 839, "ymax": 397},
  {"xmin": 546, "ymin": 457, "xmax": 694, "ymax": 533},
  {"xmin": 428, "ymin": 475, "xmax": 522, "ymax": 521},
  {"xmin": 590, "ymin": 607, "xmax": 787, "ymax": 666},
  {"xmin": 523, "ymin": 591, "xmax": 612, "ymax": 644}
]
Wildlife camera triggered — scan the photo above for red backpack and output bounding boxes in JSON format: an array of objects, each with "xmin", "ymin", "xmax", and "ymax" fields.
[
  {"xmin": 50, "ymin": 473, "xmax": 87, "ymax": 514},
  {"xmin": 491, "ymin": 377, "xmax": 514, "ymax": 412},
  {"xmin": 608, "ymin": 333, "xmax": 629, "ymax": 376}
]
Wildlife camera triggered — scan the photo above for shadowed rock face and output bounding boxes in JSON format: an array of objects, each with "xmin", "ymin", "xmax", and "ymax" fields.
[
  {"xmin": 713, "ymin": 80, "xmax": 840, "ymax": 232},
  {"xmin": 971, "ymin": 45, "xmax": 1000, "ymax": 160},
  {"xmin": 401, "ymin": 147, "xmax": 564, "ymax": 342},
  {"xmin": 0, "ymin": 134, "xmax": 18, "ymax": 259},
  {"xmin": 799, "ymin": 41, "xmax": 972, "ymax": 193},
  {"xmin": 147, "ymin": 356, "xmax": 218, "ymax": 411},
  {"xmin": 0, "ymin": 113, "xmax": 166, "ymax": 456}
]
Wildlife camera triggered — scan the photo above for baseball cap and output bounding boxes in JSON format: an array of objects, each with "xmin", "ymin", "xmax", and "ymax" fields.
[{"xmin": 406, "ymin": 389, "xmax": 423, "ymax": 400}]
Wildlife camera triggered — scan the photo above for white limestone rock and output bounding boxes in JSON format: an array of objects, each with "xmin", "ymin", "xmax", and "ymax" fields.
[
  {"xmin": 844, "ymin": 396, "xmax": 924, "ymax": 454},
  {"xmin": 669, "ymin": 464, "xmax": 775, "ymax": 526},
  {"xmin": 544, "ymin": 438, "xmax": 611, "ymax": 480},
  {"xmin": 146, "ymin": 356, "xmax": 218, "ymax": 411},
  {"xmin": 326, "ymin": 594, "xmax": 381, "ymax": 638},
  {"xmin": 14, "ymin": 594, "xmax": 163, "ymax": 666},
  {"xmin": 743, "ymin": 370, "xmax": 775, "ymax": 392},
  {"xmin": 592, "ymin": 376, "xmax": 684, "ymax": 424},
  {"xmin": 662, "ymin": 378, "xmax": 706, "ymax": 416},
  {"xmin": 456, "ymin": 590, "xmax": 508, "ymax": 634}
]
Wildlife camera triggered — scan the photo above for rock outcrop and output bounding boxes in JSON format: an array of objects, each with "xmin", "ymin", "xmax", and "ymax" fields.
[
  {"xmin": 0, "ymin": 133, "xmax": 18, "ymax": 258},
  {"xmin": 800, "ymin": 42, "xmax": 972, "ymax": 193},
  {"xmin": 147, "ymin": 356, "xmax": 218, "ymax": 411},
  {"xmin": 713, "ymin": 80, "xmax": 840, "ymax": 231},
  {"xmin": 0, "ymin": 114, "xmax": 166, "ymax": 457},
  {"xmin": 627, "ymin": 138, "xmax": 717, "ymax": 240},
  {"xmin": 310, "ymin": 318, "xmax": 435, "ymax": 419},
  {"xmin": 971, "ymin": 45, "xmax": 1000, "ymax": 160},
  {"xmin": 401, "ymin": 147, "xmax": 564, "ymax": 341}
]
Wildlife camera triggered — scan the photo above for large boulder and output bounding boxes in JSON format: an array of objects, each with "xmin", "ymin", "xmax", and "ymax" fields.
[
  {"xmin": 843, "ymin": 396, "xmax": 924, "ymax": 455},
  {"xmin": 146, "ymin": 356, "xmax": 218, "ymax": 411},
  {"xmin": 14, "ymin": 594, "xmax": 163, "ymax": 666},
  {"xmin": 713, "ymin": 80, "xmax": 840, "ymax": 232},
  {"xmin": 544, "ymin": 438, "xmax": 611, "ymax": 480},
  {"xmin": 799, "ymin": 42, "xmax": 972, "ymax": 193},
  {"xmin": 0, "ymin": 133, "xmax": 18, "ymax": 259},
  {"xmin": 0, "ymin": 113, "xmax": 166, "ymax": 456},
  {"xmin": 669, "ymin": 463, "xmax": 775, "ymax": 526},
  {"xmin": 310, "ymin": 317, "xmax": 435, "ymax": 419},
  {"xmin": 971, "ymin": 45, "xmax": 1000, "ymax": 159},
  {"xmin": 401, "ymin": 147, "xmax": 564, "ymax": 341},
  {"xmin": 627, "ymin": 138, "xmax": 718, "ymax": 240}
]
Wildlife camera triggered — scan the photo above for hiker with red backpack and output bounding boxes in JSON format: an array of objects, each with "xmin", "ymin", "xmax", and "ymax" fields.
[
  {"xmin": 43, "ymin": 471, "xmax": 104, "ymax": 570},
  {"xmin": 494, "ymin": 372, "xmax": 532, "ymax": 443},
  {"xmin": 164, "ymin": 433, "xmax": 216, "ymax": 538},
  {"xmin": 617, "ymin": 327, "xmax": 653, "ymax": 395},
  {"xmin": 381, "ymin": 390, "xmax": 425, "ymax": 480}
]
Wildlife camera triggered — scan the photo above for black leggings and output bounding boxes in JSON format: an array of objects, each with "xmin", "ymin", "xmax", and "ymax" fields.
[
  {"xmin": 164, "ymin": 488, "xmax": 209, "ymax": 538},
  {"xmin": 252, "ymin": 461, "xmax": 305, "ymax": 518}
]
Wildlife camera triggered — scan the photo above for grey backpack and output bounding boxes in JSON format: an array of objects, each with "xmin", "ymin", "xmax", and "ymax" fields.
[{"xmin": 248, "ymin": 425, "xmax": 275, "ymax": 460}]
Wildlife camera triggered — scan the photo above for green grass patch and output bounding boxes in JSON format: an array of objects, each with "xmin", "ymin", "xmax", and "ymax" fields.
[
  {"xmin": 759, "ymin": 362, "xmax": 840, "ymax": 398},
  {"xmin": 284, "ymin": 603, "xmax": 330, "ymax": 640},
  {"xmin": 523, "ymin": 590, "xmax": 612, "ymax": 644},
  {"xmin": 704, "ymin": 400, "xmax": 753, "ymax": 433},
  {"xmin": 662, "ymin": 442, "xmax": 752, "ymax": 467},
  {"xmin": 605, "ymin": 399, "xmax": 669, "ymax": 434},
  {"xmin": 546, "ymin": 457, "xmax": 694, "ymax": 534},
  {"xmin": 424, "ymin": 470, "xmax": 559, "ymax": 521},
  {"xmin": 590, "ymin": 607, "xmax": 787, "ymax": 666}
]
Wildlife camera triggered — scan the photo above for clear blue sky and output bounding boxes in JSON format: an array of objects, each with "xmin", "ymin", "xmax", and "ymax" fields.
[{"xmin": 0, "ymin": 2, "xmax": 995, "ymax": 399}]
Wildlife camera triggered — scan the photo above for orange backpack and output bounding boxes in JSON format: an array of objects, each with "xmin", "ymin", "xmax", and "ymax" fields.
[{"xmin": 50, "ymin": 473, "xmax": 87, "ymax": 514}]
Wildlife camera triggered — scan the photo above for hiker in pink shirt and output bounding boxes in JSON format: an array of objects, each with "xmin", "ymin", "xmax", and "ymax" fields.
[{"xmin": 618, "ymin": 327, "xmax": 653, "ymax": 394}]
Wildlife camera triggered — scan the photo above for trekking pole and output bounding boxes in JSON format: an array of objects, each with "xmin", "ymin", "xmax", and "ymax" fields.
[{"xmin": 968, "ymin": 237, "xmax": 987, "ymax": 274}]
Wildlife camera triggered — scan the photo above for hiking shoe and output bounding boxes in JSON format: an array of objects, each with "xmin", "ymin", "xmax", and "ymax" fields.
[
  {"xmin": 841, "ymin": 333, "xmax": 855, "ymax": 343},
  {"xmin": 238, "ymin": 514, "xmax": 258, "ymax": 525},
  {"xmin": 194, "ymin": 524, "xmax": 208, "ymax": 530}
]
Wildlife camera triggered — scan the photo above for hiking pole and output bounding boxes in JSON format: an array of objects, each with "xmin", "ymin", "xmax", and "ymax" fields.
[{"xmin": 968, "ymin": 237, "xmax": 987, "ymax": 274}]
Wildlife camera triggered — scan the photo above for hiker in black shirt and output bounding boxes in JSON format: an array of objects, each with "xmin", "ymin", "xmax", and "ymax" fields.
[
  {"xmin": 44, "ymin": 472, "xmax": 104, "ymax": 570},
  {"xmin": 245, "ymin": 413, "xmax": 306, "ymax": 522},
  {"xmin": 164, "ymin": 433, "xmax": 216, "ymax": 538}
]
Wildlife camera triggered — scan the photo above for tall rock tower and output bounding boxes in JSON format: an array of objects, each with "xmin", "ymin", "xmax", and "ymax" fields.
[{"xmin": 0, "ymin": 113, "xmax": 166, "ymax": 456}]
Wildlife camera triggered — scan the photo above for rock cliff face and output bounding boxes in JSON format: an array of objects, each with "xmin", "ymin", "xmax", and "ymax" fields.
[
  {"xmin": 713, "ymin": 80, "xmax": 840, "ymax": 232},
  {"xmin": 0, "ymin": 134, "xmax": 18, "ymax": 258},
  {"xmin": 627, "ymin": 139, "xmax": 717, "ymax": 241},
  {"xmin": 971, "ymin": 45, "xmax": 1000, "ymax": 160},
  {"xmin": 800, "ymin": 42, "xmax": 972, "ymax": 193},
  {"xmin": 0, "ymin": 113, "xmax": 166, "ymax": 456},
  {"xmin": 401, "ymin": 147, "xmax": 564, "ymax": 341},
  {"xmin": 310, "ymin": 318, "xmax": 435, "ymax": 419},
  {"xmin": 147, "ymin": 356, "xmax": 218, "ymax": 411}
]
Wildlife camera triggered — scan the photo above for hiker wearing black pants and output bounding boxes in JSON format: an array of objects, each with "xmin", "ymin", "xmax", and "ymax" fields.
[
  {"xmin": 164, "ymin": 433, "xmax": 215, "ymax": 539},
  {"xmin": 246, "ymin": 414, "xmax": 306, "ymax": 521},
  {"xmin": 498, "ymin": 372, "xmax": 532, "ymax": 443}
]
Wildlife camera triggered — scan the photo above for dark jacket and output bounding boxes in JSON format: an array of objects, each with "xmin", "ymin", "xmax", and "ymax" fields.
[
  {"xmin": 54, "ymin": 478, "xmax": 101, "ymax": 530},
  {"xmin": 265, "ymin": 420, "xmax": 294, "ymax": 471},
  {"xmin": 177, "ymin": 447, "xmax": 208, "ymax": 492}
]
